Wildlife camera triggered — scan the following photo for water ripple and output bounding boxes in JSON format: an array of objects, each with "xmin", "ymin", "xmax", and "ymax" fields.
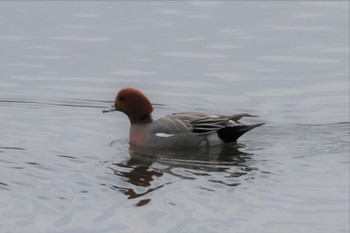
[{"xmin": 0, "ymin": 98, "xmax": 107, "ymax": 110}]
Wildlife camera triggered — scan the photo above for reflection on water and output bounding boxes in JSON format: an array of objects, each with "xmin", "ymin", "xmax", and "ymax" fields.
[
  {"xmin": 107, "ymin": 143, "xmax": 258, "ymax": 206},
  {"xmin": 109, "ymin": 154, "xmax": 163, "ymax": 204}
]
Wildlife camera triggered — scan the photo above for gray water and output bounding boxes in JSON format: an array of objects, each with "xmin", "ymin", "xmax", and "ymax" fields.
[{"xmin": 0, "ymin": 2, "xmax": 349, "ymax": 233}]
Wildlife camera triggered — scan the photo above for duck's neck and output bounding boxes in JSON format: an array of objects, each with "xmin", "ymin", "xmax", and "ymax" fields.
[{"xmin": 129, "ymin": 114, "xmax": 153, "ymax": 125}]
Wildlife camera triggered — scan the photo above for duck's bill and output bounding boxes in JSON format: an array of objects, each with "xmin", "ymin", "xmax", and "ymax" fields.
[{"xmin": 103, "ymin": 104, "xmax": 117, "ymax": 113}]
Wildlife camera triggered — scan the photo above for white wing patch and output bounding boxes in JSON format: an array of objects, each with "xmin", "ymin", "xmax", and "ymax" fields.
[{"xmin": 155, "ymin": 133, "xmax": 175, "ymax": 138}]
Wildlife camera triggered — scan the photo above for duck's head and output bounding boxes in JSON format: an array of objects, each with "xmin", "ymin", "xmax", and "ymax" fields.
[{"xmin": 103, "ymin": 88, "xmax": 153, "ymax": 124}]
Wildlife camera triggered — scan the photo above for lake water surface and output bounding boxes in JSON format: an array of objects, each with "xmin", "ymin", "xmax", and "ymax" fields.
[{"xmin": 0, "ymin": 2, "xmax": 349, "ymax": 233}]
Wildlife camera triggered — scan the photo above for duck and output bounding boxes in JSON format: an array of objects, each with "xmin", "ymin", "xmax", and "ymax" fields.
[{"xmin": 103, "ymin": 88, "xmax": 264, "ymax": 149}]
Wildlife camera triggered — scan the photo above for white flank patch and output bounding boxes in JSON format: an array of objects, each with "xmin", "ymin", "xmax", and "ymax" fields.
[
  {"xmin": 207, "ymin": 133, "xmax": 221, "ymax": 146},
  {"xmin": 155, "ymin": 133, "xmax": 174, "ymax": 138}
]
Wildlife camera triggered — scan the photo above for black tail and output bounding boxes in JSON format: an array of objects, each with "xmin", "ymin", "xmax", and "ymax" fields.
[{"xmin": 217, "ymin": 123, "xmax": 264, "ymax": 143}]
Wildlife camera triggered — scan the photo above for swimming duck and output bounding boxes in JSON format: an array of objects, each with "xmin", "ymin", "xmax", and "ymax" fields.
[{"xmin": 103, "ymin": 88, "xmax": 264, "ymax": 149}]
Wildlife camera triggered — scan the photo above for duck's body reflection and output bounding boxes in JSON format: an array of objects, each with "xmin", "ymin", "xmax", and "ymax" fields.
[{"xmin": 107, "ymin": 143, "xmax": 256, "ymax": 206}]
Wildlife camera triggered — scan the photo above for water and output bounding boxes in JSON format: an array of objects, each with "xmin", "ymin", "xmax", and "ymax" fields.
[{"xmin": 0, "ymin": 1, "xmax": 349, "ymax": 233}]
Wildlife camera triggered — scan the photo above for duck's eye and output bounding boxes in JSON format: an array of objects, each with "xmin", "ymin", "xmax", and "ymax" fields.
[{"xmin": 119, "ymin": 96, "xmax": 126, "ymax": 101}]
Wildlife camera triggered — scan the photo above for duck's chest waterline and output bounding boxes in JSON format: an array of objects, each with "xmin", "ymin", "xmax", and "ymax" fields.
[{"xmin": 129, "ymin": 124, "xmax": 149, "ymax": 146}]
